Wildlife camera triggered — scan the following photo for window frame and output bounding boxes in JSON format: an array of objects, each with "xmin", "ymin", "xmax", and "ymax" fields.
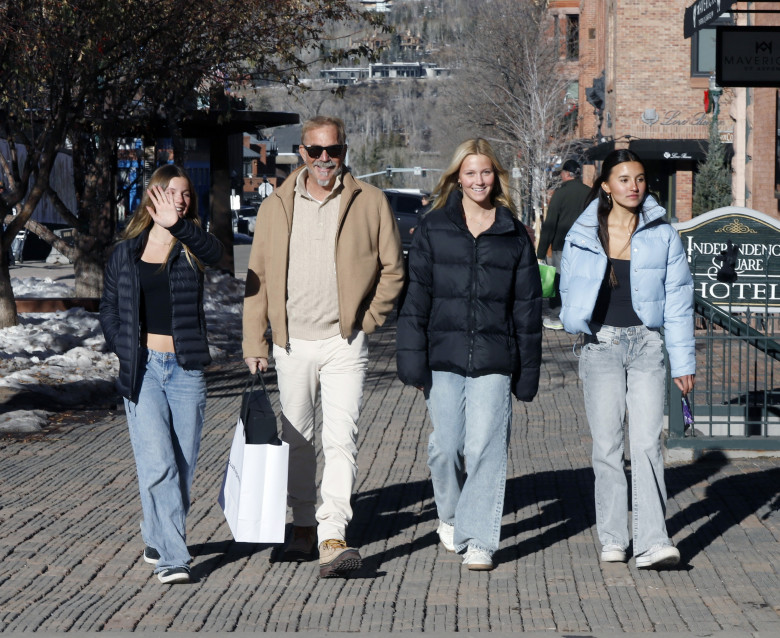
[{"xmin": 691, "ymin": 14, "xmax": 733, "ymax": 78}]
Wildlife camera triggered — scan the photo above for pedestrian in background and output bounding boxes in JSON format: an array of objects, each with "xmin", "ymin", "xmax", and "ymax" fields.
[
  {"xmin": 242, "ymin": 115, "xmax": 404, "ymax": 578},
  {"xmin": 100, "ymin": 164, "xmax": 223, "ymax": 584},
  {"xmin": 560, "ymin": 149, "xmax": 695, "ymax": 569},
  {"xmin": 397, "ymin": 138, "xmax": 542, "ymax": 571},
  {"xmin": 537, "ymin": 159, "xmax": 590, "ymax": 330}
]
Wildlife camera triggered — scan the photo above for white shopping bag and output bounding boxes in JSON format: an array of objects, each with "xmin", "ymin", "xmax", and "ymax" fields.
[{"xmin": 218, "ymin": 417, "xmax": 289, "ymax": 543}]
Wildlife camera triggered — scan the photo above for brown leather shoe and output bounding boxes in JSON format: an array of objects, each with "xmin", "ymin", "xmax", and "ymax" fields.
[
  {"xmin": 281, "ymin": 525, "xmax": 317, "ymax": 562},
  {"xmin": 318, "ymin": 539, "xmax": 362, "ymax": 578}
]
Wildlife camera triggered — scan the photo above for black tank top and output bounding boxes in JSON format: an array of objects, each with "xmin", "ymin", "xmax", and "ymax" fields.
[
  {"xmin": 591, "ymin": 258, "xmax": 642, "ymax": 327},
  {"xmin": 139, "ymin": 260, "xmax": 173, "ymax": 336}
]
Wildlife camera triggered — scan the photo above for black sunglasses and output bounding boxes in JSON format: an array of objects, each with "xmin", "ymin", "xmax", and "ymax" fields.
[{"xmin": 302, "ymin": 144, "xmax": 346, "ymax": 158}]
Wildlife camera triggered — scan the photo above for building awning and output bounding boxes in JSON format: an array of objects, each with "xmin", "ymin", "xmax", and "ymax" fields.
[
  {"xmin": 629, "ymin": 139, "xmax": 708, "ymax": 161},
  {"xmin": 154, "ymin": 110, "xmax": 300, "ymax": 137},
  {"xmin": 584, "ymin": 140, "xmax": 615, "ymax": 161}
]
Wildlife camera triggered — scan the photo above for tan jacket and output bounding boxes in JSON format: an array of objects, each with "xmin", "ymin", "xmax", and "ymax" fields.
[{"xmin": 242, "ymin": 167, "xmax": 404, "ymax": 359}]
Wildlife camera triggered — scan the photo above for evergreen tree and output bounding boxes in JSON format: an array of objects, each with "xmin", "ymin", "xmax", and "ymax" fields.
[{"xmin": 692, "ymin": 118, "xmax": 732, "ymax": 216}]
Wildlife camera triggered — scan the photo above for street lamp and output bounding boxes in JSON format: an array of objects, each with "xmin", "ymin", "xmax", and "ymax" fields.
[{"xmin": 709, "ymin": 74, "xmax": 723, "ymax": 120}]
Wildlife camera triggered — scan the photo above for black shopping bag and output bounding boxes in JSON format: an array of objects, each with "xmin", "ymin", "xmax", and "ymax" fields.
[{"xmin": 241, "ymin": 372, "xmax": 282, "ymax": 445}]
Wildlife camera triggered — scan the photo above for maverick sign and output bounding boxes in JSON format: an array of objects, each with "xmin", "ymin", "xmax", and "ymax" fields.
[{"xmin": 674, "ymin": 207, "xmax": 780, "ymax": 311}]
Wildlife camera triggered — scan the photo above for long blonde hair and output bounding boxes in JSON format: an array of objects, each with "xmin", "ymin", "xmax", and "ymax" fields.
[
  {"xmin": 431, "ymin": 138, "xmax": 516, "ymax": 215},
  {"xmin": 123, "ymin": 164, "xmax": 202, "ymax": 269}
]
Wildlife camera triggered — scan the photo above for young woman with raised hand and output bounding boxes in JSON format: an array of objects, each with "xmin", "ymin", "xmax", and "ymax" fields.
[{"xmin": 100, "ymin": 164, "xmax": 223, "ymax": 584}]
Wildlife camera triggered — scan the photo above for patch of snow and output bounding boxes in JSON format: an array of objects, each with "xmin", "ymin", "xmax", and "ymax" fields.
[{"xmin": 0, "ymin": 270, "xmax": 244, "ymax": 432}]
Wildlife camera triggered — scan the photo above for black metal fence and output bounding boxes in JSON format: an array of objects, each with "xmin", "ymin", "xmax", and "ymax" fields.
[{"xmin": 667, "ymin": 293, "xmax": 780, "ymax": 451}]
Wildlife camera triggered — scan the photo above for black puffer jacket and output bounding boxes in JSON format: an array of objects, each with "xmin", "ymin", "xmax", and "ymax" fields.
[
  {"xmin": 100, "ymin": 218, "xmax": 224, "ymax": 402},
  {"xmin": 397, "ymin": 191, "xmax": 542, "ymax": 401}
]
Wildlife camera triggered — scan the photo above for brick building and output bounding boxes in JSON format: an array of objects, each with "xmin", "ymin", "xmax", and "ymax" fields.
[{"xmin": 553, "ymin": 0, "xmax": 780, "ymax": 222}]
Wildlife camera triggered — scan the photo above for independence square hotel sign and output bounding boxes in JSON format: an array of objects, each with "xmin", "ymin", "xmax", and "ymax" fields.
[{"xmin": 674, "ymin": 208, "xmax": 780, "ymax": 311}]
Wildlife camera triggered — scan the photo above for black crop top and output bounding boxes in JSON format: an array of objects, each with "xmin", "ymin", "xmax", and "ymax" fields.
[
  {"xmin": 139, "ymin": 260, "xmax": 173, "ymax": 336},
  {"xmin": 590, "ymin": 258, "xmax": 642, "ymax": 328}
]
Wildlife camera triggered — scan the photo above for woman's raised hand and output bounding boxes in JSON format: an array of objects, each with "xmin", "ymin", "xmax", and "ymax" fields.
[{"xmin": 146, "ymin": 185, "xmax": 180, "ymax": 228}]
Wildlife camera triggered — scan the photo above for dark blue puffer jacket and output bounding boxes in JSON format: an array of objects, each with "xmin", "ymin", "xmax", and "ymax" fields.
[
  {"xmin": 99, "ymin": 218, "xmax": 224, "ymax": 401},
  {"xmin": 397, "ymin": 191, "xmax": 543, "ymax": 401}
]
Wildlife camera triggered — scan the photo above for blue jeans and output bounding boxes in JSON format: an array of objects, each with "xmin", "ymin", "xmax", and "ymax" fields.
[
  {"xmin": 425, "ymin": 371, "xmax": 512, "ymax": 554},
  {"xmin": 578, "ymin": 324, "xmax": 673, "ymax": 556},
  {"xmin": 123, "ymin": 349, "xmax": 206, "ymax": 571}
]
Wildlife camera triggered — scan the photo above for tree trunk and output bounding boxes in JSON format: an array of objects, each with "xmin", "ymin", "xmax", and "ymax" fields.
[
  {"xmin": 71, "ymin": 125, "xmax": 117, "ymax": 299},
  {"xmin": 0, "ymin": 250, "xmax": 18, "ymax": 328},
  {"xmin": 73, "ymin": 249, "xmax": 104, "ymax": 298}
]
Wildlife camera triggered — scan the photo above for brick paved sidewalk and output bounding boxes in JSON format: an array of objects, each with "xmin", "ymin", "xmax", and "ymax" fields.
[{"xmin": 0, "ymin": 321, "xmax": 778, "ymax": 634}]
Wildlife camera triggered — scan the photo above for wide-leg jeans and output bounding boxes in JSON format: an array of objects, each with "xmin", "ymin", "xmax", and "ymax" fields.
[
  {"xmin": 272, "ymin": 332, "xmax": 368, "ymax": 544},
  {"xmin": 578, "ymin": 324, "xmax": 673, "ymax": 556},
  {"xmin": 124, "ymin": 349, "xmax": 206, "ymax": 572},
  {"xmin": 425, "ymin": 371, "xmax": 512, "ymax": 554}
]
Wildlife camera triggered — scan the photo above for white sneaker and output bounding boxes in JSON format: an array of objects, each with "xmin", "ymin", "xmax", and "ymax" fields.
[
  {"xmin": 543, "ymin": 316, "xmax": 564, "ymax": 330},
  {"xmin": 635, "ymin": 544, "xmax": 680, "ymax": 569},
  {"xmin": 437, "ymin": 521, "xmax": 455, "ymax": 552},
  {"xmin": 462, "ymin": 546, "xmax": 493, "ymax": 571},
  {"xmin": 600, "ymin": 544, "xmax": 627, "ymax": 562}
]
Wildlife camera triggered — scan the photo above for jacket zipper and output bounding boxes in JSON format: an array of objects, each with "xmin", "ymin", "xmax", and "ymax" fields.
[
  {"xmin": 283, "ymin": 196, "xmax": 293, "ymax": 355},
  {"xmin": 167, "ymin": 253, "xmax": 178, "ymax": 355},
  {"xmin": 467, "ymin": 236, "xmax": 478, "ymax": 371},
  {"xmin": 334, "ymin": 188, "xmax": 360, "ymax": 339},
  {"xmin": 131, "ymin": 258, "xmax": 140, "ymax": 400}
]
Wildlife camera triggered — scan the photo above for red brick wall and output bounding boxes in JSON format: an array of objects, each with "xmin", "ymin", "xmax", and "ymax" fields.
[
  {"xmin": 676, "ymin": 170, "xmax": 693, "ymax": 221},
  {"xmin": 750, "ymin": 5, "xmax": 780, "ymax": 217},
  {"xmin": 749, "ymin": 88, "xmax": 778, "ymax": 216}
]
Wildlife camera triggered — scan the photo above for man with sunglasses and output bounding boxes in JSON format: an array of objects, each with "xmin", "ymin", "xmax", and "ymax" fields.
[{"xmin": 243, "ymin": 115, "xmax": 404, "ymax": 578}]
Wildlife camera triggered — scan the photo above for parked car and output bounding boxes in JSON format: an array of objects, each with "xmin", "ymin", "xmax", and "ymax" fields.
[
  {"xmin": 233, "ymin": 205, "xmax": 259, "ymax": 235},
  {"xmin": 383, "ymin": 188, "xmax": 535, "ymax": 252},
  {"xmin": 383, "ymin": 189, "xmax": 428, "ymax": 254}
]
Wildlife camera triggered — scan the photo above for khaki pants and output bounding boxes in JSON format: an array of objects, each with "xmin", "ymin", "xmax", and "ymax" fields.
[{"xmin": 272, "ymin": 332, "xmax": 368, "ymax": 543}]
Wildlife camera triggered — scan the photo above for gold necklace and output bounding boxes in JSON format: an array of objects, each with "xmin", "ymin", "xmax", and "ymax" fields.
[{"xmin": 148, "ymin": 235, "xmax": 173, "ymax": 247}]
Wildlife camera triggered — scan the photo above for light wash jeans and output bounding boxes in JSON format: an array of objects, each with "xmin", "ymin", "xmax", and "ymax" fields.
[
  {"xmin": 425, "ymin": 371, "xmax": 512, "ymax": 554},
  {"xmin": 272, "ymin": 332, "xmax": 368, "ymax": 544},
  {"xmin": 124, "ymin": 349, "xmax": 206, "ymax": 572},
  {"xmin": 578, "ymin": 324, "xmax": 673, "ymax": 557}
]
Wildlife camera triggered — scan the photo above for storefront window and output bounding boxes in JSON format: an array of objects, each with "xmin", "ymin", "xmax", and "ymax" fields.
[{"xmin": 691, "ymin": 15, "xmax": 732, "ymax": 77}]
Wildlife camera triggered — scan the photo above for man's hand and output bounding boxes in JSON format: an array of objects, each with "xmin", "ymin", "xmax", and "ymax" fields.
[{"xmin": 245, "ymin": 357, "xmax": 268, "ymax": 374}]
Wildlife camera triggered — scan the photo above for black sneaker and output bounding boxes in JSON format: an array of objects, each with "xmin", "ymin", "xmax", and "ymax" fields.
[
  {"xmin": 143, "ymin": 547, "xmax": 160, "ymax": 565},
  {"xmin": 157, "ymin": 566, "xmax": 191, "ymax": 584}
]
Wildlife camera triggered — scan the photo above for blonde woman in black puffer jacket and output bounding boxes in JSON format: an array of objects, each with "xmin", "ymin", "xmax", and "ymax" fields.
[{"xmin": 397, "ymin": 138, "xmax": 542, "ymax": 571}]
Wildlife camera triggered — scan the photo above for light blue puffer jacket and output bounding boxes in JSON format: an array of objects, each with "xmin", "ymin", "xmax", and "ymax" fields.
[{"xmin": 560, "ymin": 196, "xmax": 695, "ymax": 378}]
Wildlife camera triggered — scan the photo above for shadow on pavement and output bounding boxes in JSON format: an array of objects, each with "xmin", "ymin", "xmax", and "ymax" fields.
[{"xmin": 352, "ymin": 450, "xmax": 778, "ymax": 570}]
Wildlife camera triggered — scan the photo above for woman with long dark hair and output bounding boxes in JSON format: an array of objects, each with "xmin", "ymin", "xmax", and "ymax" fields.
[
  {"xmin": 560, "ymin": 149, "xmax": 695, "ymax": 569},
  {"xmin": 397, "ymin": 138, "xmax": 542, "ymax": 571},
  {"xmin": 100, "ymin": 164, "xmax": 223, "ymax": 584}
]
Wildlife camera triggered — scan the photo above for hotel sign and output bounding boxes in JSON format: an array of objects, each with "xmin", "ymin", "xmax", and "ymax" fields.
[{"xmin": 674, "ymin": 208, "xmax": 780, "ymax": 311}]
